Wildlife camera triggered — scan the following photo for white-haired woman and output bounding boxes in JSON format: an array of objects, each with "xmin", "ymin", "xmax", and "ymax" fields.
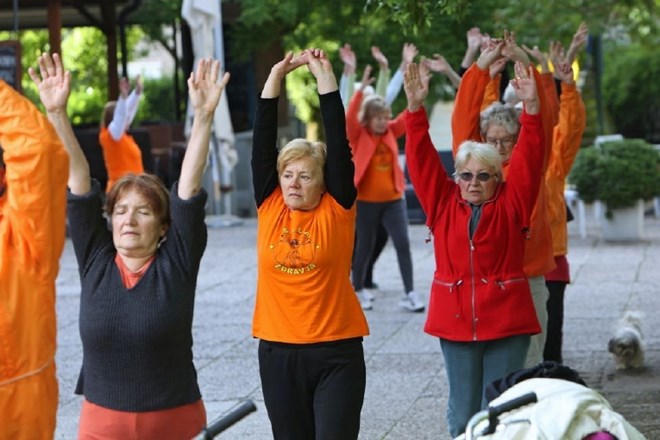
[
  {"xmin": 403, "ymin": 60, "xmax": 545, "ymax": 438},
  {"xmin": 251, "ymin": 49, "xmax": 369, "ymax": 439}
]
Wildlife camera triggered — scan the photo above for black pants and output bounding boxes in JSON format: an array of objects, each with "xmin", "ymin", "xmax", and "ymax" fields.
[
  {"xmin": 259, "ymin": 338, "xmax": 366, "ymax": 440},
  {"xmin": 544, "ymin": 280, "xmax": 567, "ymax": 363},
  {"xmin": 364, "ymin": 224, "xmax": 388, "ymax": 286}
]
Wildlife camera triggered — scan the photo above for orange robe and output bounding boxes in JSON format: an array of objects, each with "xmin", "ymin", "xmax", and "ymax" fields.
[{"xmin": 0, "ymin": 80, "xmax": 69, "ymax": 439}]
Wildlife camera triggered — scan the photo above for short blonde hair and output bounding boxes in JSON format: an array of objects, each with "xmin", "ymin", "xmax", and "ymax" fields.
[
  {"xmin": 277, "ymin": 138, "xmax": 327, "ymax": 181},
  {"xmin": 454, "ymin": 141, "xmax": 503, "ymax": 180},
  {"xmin": 358, "ymin": 94, "xmax": 390, "ymax": 126}
]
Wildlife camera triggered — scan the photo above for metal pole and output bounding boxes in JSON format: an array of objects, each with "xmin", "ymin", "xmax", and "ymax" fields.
[{"xmin": 12, "ymin": 0, "xmax": 19, "ymax": 33}]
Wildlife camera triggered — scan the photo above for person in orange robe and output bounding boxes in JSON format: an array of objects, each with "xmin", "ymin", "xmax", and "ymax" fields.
[{"xmin": 0, "ymin": 78, "xmax": 69, "ymax": 438}]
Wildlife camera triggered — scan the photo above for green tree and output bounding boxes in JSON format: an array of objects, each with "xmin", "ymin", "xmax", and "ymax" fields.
[{"xmin": 233, "ymin": 0, "xmax": 657, "ymax": 134}]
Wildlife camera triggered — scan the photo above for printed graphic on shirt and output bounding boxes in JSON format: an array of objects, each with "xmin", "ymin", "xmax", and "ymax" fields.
[
  {"xmin": 374, "ymin": 142, "xmax": 392, "ymax": 172},
  {"xmin": 270, "ymin": 227, "xmax": 319, "ymax": 275}
]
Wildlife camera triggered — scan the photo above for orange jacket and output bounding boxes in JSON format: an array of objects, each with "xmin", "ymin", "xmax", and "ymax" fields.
[
  {"xmin": 0, "ymin": 80, "xmax": 69, "ymax": 439},
  {"xmin": 452, "ymin": 64, "xmax": 555, "ymax": 277},
  {"xmin": 99, "ymin": 126, "xmax": 143, "ymax": 191},
  {"xmin": 546, "ymin": 83, "xmax": 586, "ymax": 255},
  {"xmin": 346, "ymin": 90, "xmax": 406, "ymax": 194}
]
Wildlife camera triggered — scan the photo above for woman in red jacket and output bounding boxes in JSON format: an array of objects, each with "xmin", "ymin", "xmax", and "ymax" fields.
[{"xmin": 403, "ymin": 57, "xmax": 545, "ymax": 438}]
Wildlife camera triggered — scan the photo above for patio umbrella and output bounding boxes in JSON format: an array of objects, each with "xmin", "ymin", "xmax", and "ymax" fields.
[{"xmin": 181, "ymin": 0, "xmax": 239, "ymax": 222}]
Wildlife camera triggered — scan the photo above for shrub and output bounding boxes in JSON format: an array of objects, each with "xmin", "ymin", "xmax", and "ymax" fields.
[{"xmin": 569, "ymin": 139, "xmax": 660, "ymax": 217}]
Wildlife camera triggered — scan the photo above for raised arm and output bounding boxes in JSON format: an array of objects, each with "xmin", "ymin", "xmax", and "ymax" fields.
[
  {"xmin": 1, "ymin": 58, "xmax": 68, "ymax": 273},
  {"xmin": 451, "ymin": 39, "xmax": 504, "ymax": 155},
  {"xmin": 28, "ymin": 53, "xmax": 90, "ymax": 195},
  {"xmin": 178, "ymin": 58, "xmax": 230, "ymax": 200},
  {"xmin": 404, "ymin": 62, "xmax": 453, "ymax": 223},
  {"xmin": 385, "ymin": 42, "xmax": 418, "ymax": 105},
  {"xmin": 423, "ymin": 54, "xmax": 462, "ymax": 89},
  {"xmin": 460, "ymin": 27, "xmax": 485, "ymax": 74},
  {"xmin": 107, "ymin": 77, "xmax": 130, "ymax": 140},
  {"xmin": 125, "ymin": 75, "xmax": 143, "ymax": 129},
  {"xmin": 371, "ymin": 46, "xmax": 390, "ymax": 98},
  {"xmin": 506, "ymin": 61, "xmax": 545, "ymax": 217},
  {"xmin": 307, "ymin": 49, "xmax": 356, "ymax": 208},
  {"xmin": 339, "ymin": 43, "xmax": 357, "ymax": 106},
  {"xmin": 566, "ymin": 22, "xmax": 589, "ymax": 66},
  {"xmin": 252, "ymin": 52, "xmax": 308, "ymax": 207}
]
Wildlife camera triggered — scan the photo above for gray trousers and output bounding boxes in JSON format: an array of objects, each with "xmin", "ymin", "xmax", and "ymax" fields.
[{"xmin": 351, "ymin": 199, "xmax": 414, "ymax": 293}]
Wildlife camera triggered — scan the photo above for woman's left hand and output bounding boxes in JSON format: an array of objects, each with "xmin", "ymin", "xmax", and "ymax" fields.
[{"xmin": 188, "ymin": 58, "xmax": 230, "ymax": 116}]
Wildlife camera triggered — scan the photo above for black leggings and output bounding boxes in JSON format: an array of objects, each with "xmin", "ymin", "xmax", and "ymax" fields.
[
  {"xmin": 544, "ymin": 280, "xmax": 567, "ymax": 363},
  {"xmin": 259, "ymin": 338, "xmax": 366, "ymax": 440},
  {"xmin": 362, "ymin": 223, "xmax": 388, "ymax": 286}
]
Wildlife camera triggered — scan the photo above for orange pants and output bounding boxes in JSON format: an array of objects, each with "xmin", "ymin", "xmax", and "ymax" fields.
[
  {"xmin": 78, "ymin": 398, "xmax": 206, "ymax": 440},
  {"xmin": 0, "ymin": 361, "xmax": 58, "ymax": 440}
]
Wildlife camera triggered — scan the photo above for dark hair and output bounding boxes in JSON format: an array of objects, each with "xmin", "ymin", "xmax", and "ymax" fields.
[
  {"xmin": 0, "ymin": 145, "xmax": 4, "ymax": 167},
  {"xmin": 105, "ymin": 173, "xmax": 170, "ymax": 229},
  {"xmin": 101, "ymin": 101, "xmax": 117, "ymax": 129}
]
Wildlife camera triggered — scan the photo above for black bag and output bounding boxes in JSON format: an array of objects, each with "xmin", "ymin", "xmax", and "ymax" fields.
[{"xmin": 566, "ymin": 201, "xmax": 574, "ymax": 223}]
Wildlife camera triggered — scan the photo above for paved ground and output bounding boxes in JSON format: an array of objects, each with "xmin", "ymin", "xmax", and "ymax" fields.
[{"xmin": 54, "ymin": 206, "xmax": 660, "ymax": 439}]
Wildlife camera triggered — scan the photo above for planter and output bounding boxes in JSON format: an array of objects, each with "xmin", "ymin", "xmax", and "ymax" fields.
[{"xmin": 600, "ymin": 199, "xmax": 645, "ymax": 242}]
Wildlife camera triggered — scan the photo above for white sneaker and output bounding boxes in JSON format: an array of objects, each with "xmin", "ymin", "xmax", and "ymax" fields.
[
  {"xmin": 399, "ymin": 291, "xmax": 425, "ymax": 312},
  {"xmin": 362, "ymin": 289, "xmax": 376, "ymax": 301},
  {"xmin": 355, "ymin": 290, "xmax": 373, "ymax": 311}
]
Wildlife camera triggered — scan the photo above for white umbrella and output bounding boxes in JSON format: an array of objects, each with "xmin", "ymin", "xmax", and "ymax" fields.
[{"xmin": 182, "ymin": 0, "xmax": 239, "ymax": 223}]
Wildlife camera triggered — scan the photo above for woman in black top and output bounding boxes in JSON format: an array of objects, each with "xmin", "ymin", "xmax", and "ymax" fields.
[{"xmin": 30, "ymin": 53, "xmax": 229, "ymax": 439}]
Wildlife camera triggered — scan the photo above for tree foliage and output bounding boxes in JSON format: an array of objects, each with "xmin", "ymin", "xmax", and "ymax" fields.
[{"xmin": 232, "ymin": 0, "xmax": 658, "ymax": 125}]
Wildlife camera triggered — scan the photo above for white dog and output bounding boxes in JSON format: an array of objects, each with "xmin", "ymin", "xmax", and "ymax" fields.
[{"xmin": 608, "ymin": 311, "xmax": 645, "ymax": 370}]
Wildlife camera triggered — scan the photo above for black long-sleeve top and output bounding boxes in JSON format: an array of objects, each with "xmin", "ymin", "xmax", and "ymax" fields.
[
  {"xmin": 251, "ymin": 90, "xmax": 356, "ymax": 209},
  {"xmin": 67, "ymin": 181, "xmax": 208, "ymax": 411}
]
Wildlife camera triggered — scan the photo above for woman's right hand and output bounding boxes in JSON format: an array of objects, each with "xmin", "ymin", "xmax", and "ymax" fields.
[{"xmin": 28, "ymin": 53, "xmax": 71, "ymax": 114}]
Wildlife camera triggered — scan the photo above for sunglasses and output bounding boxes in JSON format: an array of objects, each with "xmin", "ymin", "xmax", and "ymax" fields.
[{"xmin": 457, "ymin": 172, "xmax": 496, "ymax": 182}]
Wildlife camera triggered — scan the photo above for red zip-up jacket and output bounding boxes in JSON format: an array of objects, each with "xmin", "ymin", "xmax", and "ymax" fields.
[{"xmin": 405, "ymin": 106, "xmax": 544, "ymax": 341}]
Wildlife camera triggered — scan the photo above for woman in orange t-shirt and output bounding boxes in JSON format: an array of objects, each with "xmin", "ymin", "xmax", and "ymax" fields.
[{"xmin": 252, "ymin": 49, "xmax": 368, "ymax": 439}]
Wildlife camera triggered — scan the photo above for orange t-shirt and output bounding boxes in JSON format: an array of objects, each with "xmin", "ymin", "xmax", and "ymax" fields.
[
  {"xmin": 252, "ymin": 188, "xmax": 369, "ymax": 343},
  {"xmin": 99, "ymin": 127, "xmax": 144, "ymax": 191},
  {"xmin": 357, "ymin": 140, "xmax": 402, "ymax": 202}
]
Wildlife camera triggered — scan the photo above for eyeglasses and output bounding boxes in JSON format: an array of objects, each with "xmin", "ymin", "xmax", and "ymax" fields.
[
  {"xmin": 457, "ymin": 172, "xmax": 497, "ymax": 182},
  {"xmin": 486, "ymin": 137, "xmax": 516, "ymax": 148}
]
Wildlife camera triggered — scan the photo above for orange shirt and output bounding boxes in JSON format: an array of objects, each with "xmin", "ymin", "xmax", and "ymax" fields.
[
  {"xmin": 99, "ymin": 127, "xmax": 144, "ymax": 191},
  {"xmin": 252, "ymin": 188, "xmax": 369, "ymax": 343},
  {"xmin": 357, "ymin": 140, "xmax": 402, "ymax": 202}
]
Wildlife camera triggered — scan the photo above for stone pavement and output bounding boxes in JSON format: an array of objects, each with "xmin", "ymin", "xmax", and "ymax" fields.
[{"xmin": 53, "ymin": 208, "xmax": 660, "ymax": 439}]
